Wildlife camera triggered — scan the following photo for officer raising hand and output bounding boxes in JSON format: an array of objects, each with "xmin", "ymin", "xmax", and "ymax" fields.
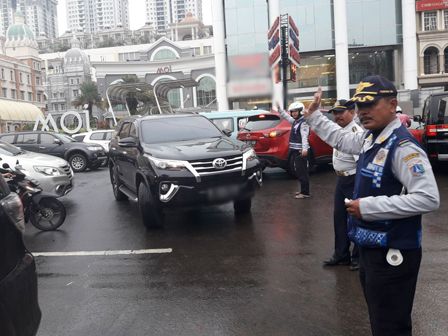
[{"xmin": 304, "ymin": 76, "xmax": 440, "ymax": 336}]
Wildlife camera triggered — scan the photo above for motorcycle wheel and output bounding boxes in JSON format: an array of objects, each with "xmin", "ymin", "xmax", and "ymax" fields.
[{"xmin": 29, "ymin": 197, "xmax": 66, "ymax": 231}]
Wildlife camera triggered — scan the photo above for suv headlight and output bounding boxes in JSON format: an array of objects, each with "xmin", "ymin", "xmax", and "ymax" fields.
[
  {"xmin": 145, "ymin": 155, "xmax": 187, "ymax": 170},
  {"xmin": 34, "ymin": 166, "xmax": 64, "ymax": 176},
  {"xmin": 87, "ymin": 146, "xmax": 103, "ymax": 151},
  {"xmin": 243, "ymin": 148, "xmax": 257, "ymax": 162}
]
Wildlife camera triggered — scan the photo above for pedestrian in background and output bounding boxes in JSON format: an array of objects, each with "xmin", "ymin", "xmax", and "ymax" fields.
[
  {"xmin": 396, "ymin": 106, "xmax": 412, "ymax": 128},
  {"xmin": 276, "ymin": 101, "xmax": 311, "ymax": 199},
  {"xmin": 323, "ymin": 99, "xmax": 363, "ymax": 271},
  {"xmin": 304, "ymin": 75, "xmax": 440, "ymax": 336}
]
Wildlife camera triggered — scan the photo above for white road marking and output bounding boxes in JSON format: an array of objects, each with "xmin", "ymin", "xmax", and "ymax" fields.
[{"xmin": 33, "ymin": 248, "xmax": 173, "ymax": 257}]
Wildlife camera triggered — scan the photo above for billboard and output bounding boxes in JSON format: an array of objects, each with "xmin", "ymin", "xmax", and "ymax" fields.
[
  {"xmin": 417, "ymin": 0, "xmax": 448, "ymax": 11},
  {"xmin": 268, "ymin": 16, "xmax": 281, "ymax": 69},
  {"xmin": 288, "ymin": 15, "xmax": 300, "ymax": 67}
]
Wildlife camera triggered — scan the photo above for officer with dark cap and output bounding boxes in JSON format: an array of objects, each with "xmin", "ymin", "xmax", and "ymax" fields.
[
  {"xmin": 323, "ymin": 99, "xmax": 363, "ymax": 271},
  {"xmin": 303, "ymin": 75, "xmax": 440, "ymax": 336}
]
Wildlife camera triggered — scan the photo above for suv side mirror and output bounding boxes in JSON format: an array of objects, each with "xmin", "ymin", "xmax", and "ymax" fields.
[
  {"xmin": 118, "ymin": 137, "xmax": 138, "ymax": 147},
  {"xmin": 413, "ymin": 115, "xmax": 422, "ymax": 123},
  {"xmin": 222, "ymin": 129, "xmax": 232, "ymax": 137},
  {"xmin": 53, "ymin": 138, "xmax": 62, "ymax": 145}
]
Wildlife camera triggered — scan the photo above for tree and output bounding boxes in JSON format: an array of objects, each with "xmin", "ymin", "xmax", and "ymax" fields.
[{"xmin": 71, "ymin": 82, "xmax": 103, "ymax": 118}]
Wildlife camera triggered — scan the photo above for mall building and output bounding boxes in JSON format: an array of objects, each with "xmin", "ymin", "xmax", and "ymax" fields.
[{"xmin": 212, "ymin": 0, "xmax": 427, "ymax": 112}]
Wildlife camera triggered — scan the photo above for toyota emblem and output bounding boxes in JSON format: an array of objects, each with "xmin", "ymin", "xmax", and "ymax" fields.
[
  {"xmin": 246, "ymin": 133, "xmax": 251, "ymax": 139},
  {"xmin": 213, "ymin": 158, "xmax": 227, "ymax": 170}
]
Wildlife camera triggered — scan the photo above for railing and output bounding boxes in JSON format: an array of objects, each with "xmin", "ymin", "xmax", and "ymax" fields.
[{"xmin": 424, "ymin": 64, "xmax": 439, "ymax": 75}]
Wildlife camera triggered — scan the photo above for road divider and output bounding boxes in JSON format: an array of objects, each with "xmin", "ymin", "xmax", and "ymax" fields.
[{"xmin": 33, "ymin": 248, "xmax": 172, "ymax": 257}]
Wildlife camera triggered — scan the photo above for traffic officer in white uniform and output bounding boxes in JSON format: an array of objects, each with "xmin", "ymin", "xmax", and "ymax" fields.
[
  {"xmin": 303, "ymin": 75, "xmax": 440, "ymax": 336},
  {"xmin": 323, "ymin": 99, "xmax": 363, "ymax": 271}
]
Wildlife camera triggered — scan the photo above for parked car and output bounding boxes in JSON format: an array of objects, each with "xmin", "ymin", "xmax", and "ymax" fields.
[
  {"xmin": 72, "ymin": 130, "xmax": 114, "ymax": 166},
  {"xmin": 0, "ymin": 174, "xmax": 41, "ymax": 336},
  {"xmin": 109, "ymin": 114, "xmax": 262, "ymax": 228},
  {"xmin": 0, "ymin": 131, "xmax": 107, "ymax": 172},
  {"xmin": 0, "ymin": 141, "xmax": 74, "ymax": 196},
  {"xmin": 417, "ymin": 91, "xmax": 448, "ymax": 162},
  {"xmin": 237, "ymin": 111, "xmax": 334, "ymax": 177},
  {"xmin": 200, "ymin": 110, "xmax": 268, "ymax": 138}
]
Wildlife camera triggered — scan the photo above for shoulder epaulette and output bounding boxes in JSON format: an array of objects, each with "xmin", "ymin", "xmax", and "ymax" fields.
[{"xmin": 398, "ymin": 139, "xmax": 410, "ymax": 146}]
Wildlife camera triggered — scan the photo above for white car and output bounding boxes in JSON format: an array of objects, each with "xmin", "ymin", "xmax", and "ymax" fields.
[
  {"xmin": 72, "ymin": 130, "xmax": 114, "ymax": 166},
  {"xmin": 0, "ymin": 141, "xmax": 74, "ymax": 196}
]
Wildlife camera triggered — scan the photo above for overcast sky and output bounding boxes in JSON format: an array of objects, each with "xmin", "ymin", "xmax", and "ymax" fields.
[{"xmin": 57, "ymin": 0, "xmax": 212, "ymax": 35}]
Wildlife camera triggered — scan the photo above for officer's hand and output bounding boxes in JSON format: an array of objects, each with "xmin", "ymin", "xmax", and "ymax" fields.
[
  {"xmin": 301, "ymin": 151, "xmax": 308, "ymax": 157},
  {"xmin": 275, "ymin": 101, "xmax": 281, "ymax": 110},
  {"xmin": 2, "ymin": 173, "xmax": 12, "ymax": 178},
  {"xmin": 304, "ymin": 86, "xmax": 322, "ymax": 117},
  {"xmin": 346, "ymin": 199, "xmax": 362, "ymax": 219}
]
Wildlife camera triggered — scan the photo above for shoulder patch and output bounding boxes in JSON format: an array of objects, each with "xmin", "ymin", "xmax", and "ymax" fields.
[
  {"xmin": 404, "ymin": 153, "xmax": 419, "ymax": 162},
  {"xmin": 407, "ymin": 159, "xmax": 425, "ymax": 177}
]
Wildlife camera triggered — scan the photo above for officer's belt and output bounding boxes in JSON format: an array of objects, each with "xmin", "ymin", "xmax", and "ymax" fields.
[{"xmin": 335, "ymin": 169, "xmax": 357, "ymax": 177}]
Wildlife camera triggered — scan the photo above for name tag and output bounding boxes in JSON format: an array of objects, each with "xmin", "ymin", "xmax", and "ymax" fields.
[{"xmin": 366, "ymin": 163, "xmax": 384, "ymax": 173}]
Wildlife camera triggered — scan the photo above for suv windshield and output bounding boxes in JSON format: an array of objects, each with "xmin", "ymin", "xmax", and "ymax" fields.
[
  {"xmin": 244, "ymin": 115, "xmax": 282, "ymax": 131},
  {"xmin": 425, "ymin": 94, "xmax": 448, "ymax": 125},
  {"xmin": 141, "ymin": 116, "xmax": 222, "ymax": 144},
  {"xmin": 0, "ymin": 141, "xmax": 23, "ymax": 156},
  {"xmin": 55, "ymin": 133, "xmax": 77, "ymax": 143}
]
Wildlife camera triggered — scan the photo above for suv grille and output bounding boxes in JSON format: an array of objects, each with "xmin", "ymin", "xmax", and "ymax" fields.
[
  {"xmin": 189, "ymin": 155, "xmax": 243, "ymax": 179},
  {"xmin": 60, "ymin": 165, "xmax": 74, "ymax": 179}
]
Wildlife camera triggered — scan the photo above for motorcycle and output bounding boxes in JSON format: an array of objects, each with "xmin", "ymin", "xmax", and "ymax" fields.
[{"xmin": 1, "ymin": 163, "xmax": 66, "ymax": 231}]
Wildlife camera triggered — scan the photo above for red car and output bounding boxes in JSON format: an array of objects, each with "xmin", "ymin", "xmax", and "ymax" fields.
[
  {"xmin": 237, "ymin": 111, "xmax": 424, "ymax": 178},
  {"xmin": 237, "ymin": 111, "xmax": 334, "ymax": 178}
]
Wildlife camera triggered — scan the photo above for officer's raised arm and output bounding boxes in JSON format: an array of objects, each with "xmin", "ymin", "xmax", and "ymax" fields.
[{"xmin": 303, "ymin": 87, "xmax": 365, "ymax": 155}]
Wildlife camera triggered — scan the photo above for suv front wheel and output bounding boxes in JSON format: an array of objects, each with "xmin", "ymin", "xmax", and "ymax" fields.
[
  {"xmin": 138, "ymin": 182, "xmax": 165, "ymax": 229},
  {"xmin": 69, "ymin": 153, "xmax": 88, "ymax": 172}
]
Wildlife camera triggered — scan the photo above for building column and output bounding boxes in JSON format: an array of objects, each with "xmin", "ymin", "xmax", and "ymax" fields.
[
  {"xmin": 191, "ymin": 26, "xmax": 195, "ymax": 39},
  {"xmin": 211, "ymin": 0, "xmax": 229, "ymax": 110},
  {"xmin": 334, "ymin": 0, "xmax": 350, "ymax": 99},
  {"xmin": 402, "ymin": 0, "xmax": 418, "ymax": 89},
  {"xmin": 439, "ymin": 53, "xmax": 445, "ymax": 73},
  {"xmin": 175, "ymin": 28, "xmax": 179, "ymax": 41},
  {"xmin": 419, "ymin": 55, "xmax": 425, "ymax": 76},
  {"xmin": 268, "ymin": 0, "xmax": 282, "ymax": 108}
]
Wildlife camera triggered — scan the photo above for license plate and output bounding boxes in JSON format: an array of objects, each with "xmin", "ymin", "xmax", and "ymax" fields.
[
  {"xmin": 245, "ymin": 140, "xmax": 257, "ymax": 147},
  {"xmin": 207, "ymin": 184, "xmax": 240, "ymax": 202}
]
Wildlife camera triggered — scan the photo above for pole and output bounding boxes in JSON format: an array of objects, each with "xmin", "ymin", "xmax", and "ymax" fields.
[{"xmin": 281, "ymin": 24, "xmax": 288, "ymax": 109}]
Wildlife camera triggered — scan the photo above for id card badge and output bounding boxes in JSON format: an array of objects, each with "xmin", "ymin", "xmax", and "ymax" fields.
[{"xmin": 386, "ymin": 249, "xmax": 403, "ymax": 266}]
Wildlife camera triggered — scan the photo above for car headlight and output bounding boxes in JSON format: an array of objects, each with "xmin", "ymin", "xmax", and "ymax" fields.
[
  {"xmin": 25, "ymin": 185, "xmax": 42, "ymax": 192},
  {"xmin": 243, "ymin": 148, "xmax": 257, "ymax": 162},
  {"xmin": 145, "ymin": 155, "xmax": 187, "ymax": 170},
  {"xmin": 34, "ymin": 166, "xmax": 64, "ymax": 176},
  {"xmin": 87, "ymin": 146, "xmax": 103, "ymax": 151}
]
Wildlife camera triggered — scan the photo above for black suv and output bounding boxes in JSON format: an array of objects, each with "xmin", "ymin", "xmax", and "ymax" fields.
[
  {"xmin": 109, "ymin": 114, "xmax": 262, "ymax": 228},
  {"xmin": 0, "ymin": 175, "xmax": 41, "ymax": 335},
  {"xmin": 0, "ymin": 131, "xmax": 107, "ymax": 172},
  {"xmin": 418, "ymin": 91, "xmax": 448, "ymax": 163}
]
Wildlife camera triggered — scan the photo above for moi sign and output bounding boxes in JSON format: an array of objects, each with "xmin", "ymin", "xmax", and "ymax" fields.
[{"xmin": 34, "ymin": 111, "xmax": 92, "ymax": 134}]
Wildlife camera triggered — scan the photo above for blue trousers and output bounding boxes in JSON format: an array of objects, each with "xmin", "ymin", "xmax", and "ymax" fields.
[{"xmin": 333, "ymin": 175, "xmax": 358, "ymax": 261}]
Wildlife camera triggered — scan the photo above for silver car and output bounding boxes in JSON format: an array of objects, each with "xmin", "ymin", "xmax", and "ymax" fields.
[{"xmin": 0, "ymin": 141, "xmax": 74, "ymax": 196}]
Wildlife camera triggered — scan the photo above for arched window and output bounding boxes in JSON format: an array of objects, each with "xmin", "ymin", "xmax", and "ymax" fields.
[
  {"xmin": 424, "ymin": 47, "xmax": 439, "ymax": 74},
  {"xmin": 196, "ymin": 77, "xmax": 216, "ymax": 106},
  {"xmin": 156, "ymin": 78, "xmax": 181, "ymax": 107},
  {"xmin": 153, "ymin": 48, "xmax": 177, "ymax": 60}
]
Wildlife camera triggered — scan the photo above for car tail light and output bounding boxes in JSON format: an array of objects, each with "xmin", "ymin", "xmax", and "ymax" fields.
[
  {"xmin": 263, "ymin": 131, "xmax": 282, "ymax": 138},
  {"xmin": 1, "ymin": 193, "xmax": 25, "ymax": 232},
  {"xmin": 426, "ymin": 126, "xmax": 436, "ymax": 137},
  {"xmin": 258, "ymin": 115, "xmax": 265, "ymax": 118}
]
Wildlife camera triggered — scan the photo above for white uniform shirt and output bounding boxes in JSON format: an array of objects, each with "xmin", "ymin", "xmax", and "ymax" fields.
[
  {"xmin": 333, "ymin": 120, "xmax": 364, "ymax": 172},
  {"xmin": 307, "ymin": 111, "xmax": 440, "ymax": 221}
]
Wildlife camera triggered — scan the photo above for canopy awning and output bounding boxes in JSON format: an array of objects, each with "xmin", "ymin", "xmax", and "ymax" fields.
[
  {"xmin": 0, "ymin": 100, "xmax": 44, "ymax": 122},
  {"xmin": 106, "ymin": 82, "xmax": 155, "ymax": 103},
  {"xmin": 154, "ymin": 78, "xmax": 199, "ymax": 100}
]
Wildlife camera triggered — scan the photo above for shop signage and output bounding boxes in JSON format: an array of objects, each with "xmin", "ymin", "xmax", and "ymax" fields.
[
  {"xmin": 417, "ymin": 0, "xmax": 448, "ymax": 11},
  {"xmin": 34, "ymin": 111, "xmax": 92, "ymax": 134},
  {"xmin": 268, "ymin": 16, "xmax": 281, "ymax": 69},
  {"xmin": 157, "ymin": 65, "xmax": 172, "ymax": 73},
  {"xmin": 288, "ymin": 15, "xmax": 300, "ymax": 67}
]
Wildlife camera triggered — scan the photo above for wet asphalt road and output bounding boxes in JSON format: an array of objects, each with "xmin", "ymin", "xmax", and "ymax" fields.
[{"xmin": 24, "ymin": 165, "xmax": 448, "ymax": 336}]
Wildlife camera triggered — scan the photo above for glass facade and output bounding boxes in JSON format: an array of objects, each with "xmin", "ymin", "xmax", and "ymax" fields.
[
  {"xmin": 348, "ymin": 49, "xmax": 395, "ymax": 84},
  {"xmin": 287, "ymin": 53, "xmax": 336, "ymax": 89}
]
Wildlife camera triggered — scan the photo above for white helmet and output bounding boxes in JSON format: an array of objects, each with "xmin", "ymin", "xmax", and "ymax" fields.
[
  {"xmin": 288, "ymin": 102, "xmax": 305, "ymax": 112},
  {"xmin": 396, "ymin": 106, "xmax": 402, "ymax": 113}
]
